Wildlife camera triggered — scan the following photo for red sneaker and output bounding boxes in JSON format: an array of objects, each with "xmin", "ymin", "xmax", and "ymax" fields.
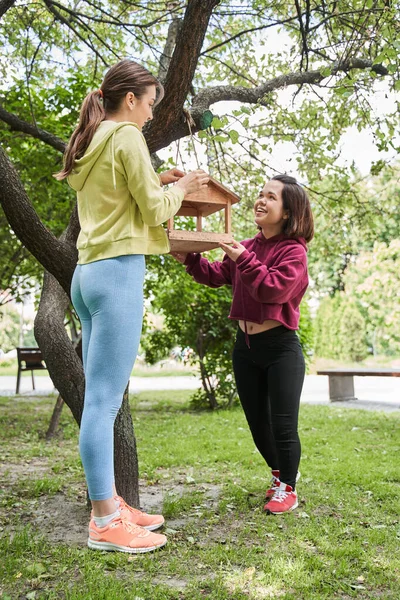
[
  {"xmin": 265, "ymin": 470, "xmax": 280, "ymax": 501},
  {"xmin": 264, "ymin": 482, "xmax": 298, "ymax": 514}
]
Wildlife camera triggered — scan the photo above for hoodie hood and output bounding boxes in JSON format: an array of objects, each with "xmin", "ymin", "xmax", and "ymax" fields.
[{"xmin": 67, "ymin": 121, "xmax": 140, "ymax": 192}]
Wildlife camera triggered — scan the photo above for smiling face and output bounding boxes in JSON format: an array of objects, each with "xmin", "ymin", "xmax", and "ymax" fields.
[{"xmin": 254, "ymin": 179, "xmax": 288, "ymax": 237}]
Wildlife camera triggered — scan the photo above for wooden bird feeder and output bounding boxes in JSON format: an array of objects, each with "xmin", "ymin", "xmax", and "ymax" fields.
[{"xmin": 167, "ymin": 176, "xmax": 240, "ymax": 253}]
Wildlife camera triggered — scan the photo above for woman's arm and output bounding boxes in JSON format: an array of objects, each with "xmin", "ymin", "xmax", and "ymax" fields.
[
  {"xmin": 172, "ymin": 251, "xmax": 232, "ymax": 288},
  {"xmin": 119, "ymin": 128, "xmax": 183, "ymax": 226},
  {"xmin": 118, "ymin": 127, "xmax": 207, "ymax": 226},
  {"xmin": 220, "ymin": 241, "xmax": 306, "ymax": 303}
]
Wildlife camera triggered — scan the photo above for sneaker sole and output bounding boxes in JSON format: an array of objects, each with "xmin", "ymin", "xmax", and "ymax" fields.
[
  {"xmin": 88, "ymin": 538, "xmax": 167, "ymax": 553},
  {"xmin": 265, "ymin": 499, "xmax": 299, "ymax": 515}
]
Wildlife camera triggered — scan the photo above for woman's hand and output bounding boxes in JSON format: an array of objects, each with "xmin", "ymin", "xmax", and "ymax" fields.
[
  {"xmin": 219, "ymin": 240, "xmax": 246, "ymax": 262},
  {"xmin": 175, "ymin": 170, "xmax": 209, "ymax": 195},
  {"xmin": 170, "ymin": 252, "xmax": 188, "ymax": 264},
  {"xmin": 160, "ymin": 168, "xmax": 185, "ymax": 186}
]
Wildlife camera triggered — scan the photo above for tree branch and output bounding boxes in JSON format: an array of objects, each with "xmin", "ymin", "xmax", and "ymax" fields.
[
  {"xmin": 0, "ymin": 55, "xmax": 389, "ymax": 158},
  {"xmin": 200, "ymin": 17, "xmax": 298, "ymax": 56},
  {"xmin": 0, "ymin": 0, "xmax": 15, "ymax": 19},
  {"xmin": 43, "ymin": 0, "xmax": 108, "ymax": 65},
  {"xmin": 0, "ymin": 105, "xmax": 66, "ymax": 152},
  {"xmin": 145, "ymin": 0, "xmax": 221, "ymax": 151},
  {"xmin": 192, "ymin": 58, "xmax": 388, "ymax": 111},
  {"xmin": 0, "ymin": 145, "xmax": 77, "ymax": 295},
  {"xmin": 158, "ymin": 16, "xmax": 181, "ymax": 83}
]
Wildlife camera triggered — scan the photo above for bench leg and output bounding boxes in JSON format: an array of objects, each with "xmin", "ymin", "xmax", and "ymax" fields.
[
  {"xmin": 31, "ymin": 371, "xmax": 35, "ymax": 390},
  {"xmin": 16, "ymin": 369, "xmax": 21, "ymax": 394},
  {"xmin": 328, "ymin": 375, "xmax": 357, "ymax": 402}
]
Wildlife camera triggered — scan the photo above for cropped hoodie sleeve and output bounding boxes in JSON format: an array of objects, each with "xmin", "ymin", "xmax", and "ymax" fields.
[
  {"xmin": 117, "ymin": 126, "xmax": 184, "ymax": 226},
  {"xmin": 185, "ymin": 252, "xmax": 232, "ymax": 287},
  {"xmin": 235, "ymin": 247, "xmax": 307, "ymax": 304}
]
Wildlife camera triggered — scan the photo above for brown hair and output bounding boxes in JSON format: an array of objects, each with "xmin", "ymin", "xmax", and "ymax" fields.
[
  {"xmin": 55, "ymin": 60, "xmax": 164, "ymax": 180},
  {"xmin": 270, "ymin": 174, "xmax": 314, "ymax": 242}
]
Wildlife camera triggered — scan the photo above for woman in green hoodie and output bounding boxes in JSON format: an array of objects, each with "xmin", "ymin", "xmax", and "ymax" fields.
[{"xmin": 56, "ymin": 59, "xmax": 208, "ymax": 554}]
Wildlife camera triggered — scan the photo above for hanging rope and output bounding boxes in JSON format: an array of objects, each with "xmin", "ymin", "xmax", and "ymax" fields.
[{"xmin": 183, "ymin": 108, "xmax": 201, "ymax": 170}]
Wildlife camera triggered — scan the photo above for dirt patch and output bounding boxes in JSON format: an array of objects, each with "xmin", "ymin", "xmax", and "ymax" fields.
[
  {"xmin": 1, "ymin": 477, "xmax": 222, "ymax": 547},
  {"xmin": 0, "ymin": 457, "xmax": 52, "ymax": 483}
]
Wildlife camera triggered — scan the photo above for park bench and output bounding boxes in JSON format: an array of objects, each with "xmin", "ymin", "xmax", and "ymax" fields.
[
  {"xmin": 16, "ymin": 347, "xmax": 47, "ymax": 394},
  {"xmin": 317, "ymin": 368, "xmax": 400, "ymax": 402}
]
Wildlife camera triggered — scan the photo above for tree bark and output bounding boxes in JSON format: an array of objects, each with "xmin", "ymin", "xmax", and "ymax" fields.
[
  {"xmin": 45, "ymin": 394, "xmax": 64, "ymax": 440},
  {"xmin": 145, "ymin": 0, "xmax": 221, "ymax": 152},
  {"xmin": 0, "ymin": 0, "xmax": 16, "ymax": 20},
  {"xmin": 0, "ymin": 106, "xmax": 66, "ymax": 152},
  {"xmin": 114, "ymin": 386, "xmax": 140, "ymax": 507},
  {"xmin": 0, "ymin": 146, "xmax": 76, "ymax": 296}
]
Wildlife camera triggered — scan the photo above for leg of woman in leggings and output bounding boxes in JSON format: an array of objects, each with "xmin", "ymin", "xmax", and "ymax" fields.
[
  {"xmin": 266, "ymin": 334, "xmax": 305, "ymax": 489},
  {"xmin": 232, "ymin": 328, "xmax": 305, "ymax": 490},
  {"xmin": 232, "ymin": 329, "xmax": 279, "ymax": 471},
  {"xmin": 71, "ymin": 255, "xmax": 145, "ymax": 504}
]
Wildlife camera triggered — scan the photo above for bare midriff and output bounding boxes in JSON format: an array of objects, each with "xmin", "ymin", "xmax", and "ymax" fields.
[{"xmin": 238, "ymin": 319, "xmax": 283, "ymax": 335}]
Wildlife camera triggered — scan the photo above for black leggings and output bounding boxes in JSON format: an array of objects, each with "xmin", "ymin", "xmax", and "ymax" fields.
[{"xmin": 232, "ymin": 326, "xmax": 305, "ymax": 489}]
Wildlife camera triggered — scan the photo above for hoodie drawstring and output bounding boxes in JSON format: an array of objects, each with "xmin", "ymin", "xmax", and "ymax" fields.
[{"xmin": 111, "ymin": 132, "xmax": 116, "ymax": 190}]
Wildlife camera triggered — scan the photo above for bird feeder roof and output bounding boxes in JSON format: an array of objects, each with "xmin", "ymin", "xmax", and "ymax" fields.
[{"xmin": 177, "ymin": 176, "xmax": 240, "ymax": 218}]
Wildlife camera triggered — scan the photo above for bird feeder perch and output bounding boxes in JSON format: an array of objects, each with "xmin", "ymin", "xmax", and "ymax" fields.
[{"xmin": 167, "ymin": 176, "xmax": 240, "ymax": 253}]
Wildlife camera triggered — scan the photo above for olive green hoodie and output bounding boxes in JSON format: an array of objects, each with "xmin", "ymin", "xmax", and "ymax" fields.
[{"xmin": 68, "ymin": 121, "xmax": 184, "ymax": 264}]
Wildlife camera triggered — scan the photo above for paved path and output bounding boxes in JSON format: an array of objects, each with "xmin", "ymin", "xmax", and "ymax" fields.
[{"xmin": 1, "ymin": 374, "xmax": 399, "ymax": 412}]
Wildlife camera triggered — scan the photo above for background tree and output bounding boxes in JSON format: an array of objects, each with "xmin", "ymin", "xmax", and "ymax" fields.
[
  {"xmin": 1, "ymin": 0, "xmax": 399, "ymax": 505},
  {"xmin": 343, "ymin": 239, "xmax": 400, "ymax": 356}
]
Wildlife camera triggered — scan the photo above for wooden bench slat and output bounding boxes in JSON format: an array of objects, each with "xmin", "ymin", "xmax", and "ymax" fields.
[{"xmin": 317, "ymin": 369, "xmax": 400, "ymax": 377}]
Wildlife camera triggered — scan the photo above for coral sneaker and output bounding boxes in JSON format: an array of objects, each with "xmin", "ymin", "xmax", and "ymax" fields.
[
  {"xmin": 88, "ymin": 517, "xmax": 167, "ymax": 553},
  {"xmin": 265, "ymin": 470, "xmax": 301, "ymax": 500},
  {"xmin": 264, "ymin": 482, "xmax": 298, "ymax": 514},
  {"xmin": 115, "ymin": 495, "xmax": 164, "ymax": 531}
]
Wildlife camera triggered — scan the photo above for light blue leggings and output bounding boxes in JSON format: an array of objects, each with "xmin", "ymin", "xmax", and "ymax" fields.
[{"xmin": 71, "ymin": 254, "xmax": 145, "ymax": 500}]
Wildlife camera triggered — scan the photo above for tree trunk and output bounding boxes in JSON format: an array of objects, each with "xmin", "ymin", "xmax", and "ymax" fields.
[
  {"xmin": 34, "ymin": 270, "xmax": 140, "ymax": 507},
  {"xmin": 114, "ymin": 386, "xmax": 139, "ymax": 508},
  {"xmin": 45, "ymin": 394, "xmax": 64, "ymax": 440},
  {"xmin": 197, "ymin": 329, "xmax": 218, "ymax": 409}
]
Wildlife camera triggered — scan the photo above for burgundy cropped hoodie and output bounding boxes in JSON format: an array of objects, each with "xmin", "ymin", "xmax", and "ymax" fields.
[{"xmin": 184, "ymin": 232, "xmax": 308, "ymax": 332}]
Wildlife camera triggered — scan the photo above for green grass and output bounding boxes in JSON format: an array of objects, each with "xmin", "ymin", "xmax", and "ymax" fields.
[{"xmin": 0, "ymin": 392, "xmax": 399, "ymax": 599}]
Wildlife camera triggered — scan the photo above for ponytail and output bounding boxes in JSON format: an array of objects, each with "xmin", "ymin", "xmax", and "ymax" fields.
[
  {"xmin": 55, "ymin": 60, "xmax": 163, "ymax": 181},
  {"xmin": 54, "ymin": 90, "xmax": 105, "ymax": 180}
]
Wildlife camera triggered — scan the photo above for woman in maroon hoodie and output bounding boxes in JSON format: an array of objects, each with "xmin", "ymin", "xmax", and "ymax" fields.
[{"xmin": 172, "ymin": 174, "xmax": 314, "ymax": 515}]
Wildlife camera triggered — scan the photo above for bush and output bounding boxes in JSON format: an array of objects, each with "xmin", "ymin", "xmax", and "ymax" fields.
[
  {"xmin": 314, "ymin": 293, "xmax": 369, "ymax": 362},
  {"xmin": 298, "ymin": 298, "xmax": 314, "ymax": 370},
  {"xmin": 0, "ymin": 305, "xmax": 20, "ymax": 353}
]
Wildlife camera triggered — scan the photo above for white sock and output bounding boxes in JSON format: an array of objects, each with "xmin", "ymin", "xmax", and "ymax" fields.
[{"xmin": 93, "ymin": 509, "xmax": 120, "ymax": 528}]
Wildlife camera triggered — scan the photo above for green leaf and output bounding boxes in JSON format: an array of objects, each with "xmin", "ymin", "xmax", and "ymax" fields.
[
  {"xmin": 213, "ymin": 134, "xmax": 230, "ymax": 143},
  {"xmin": 320, "ymin": 67, "xmax": 332, "ymax": 77},
  {"xmin": 211, "ymin": 116, "xmax": 223, "ymax": 129},
  {"xmin": 229, "ymin": 130, "xmax": 239, "ymax": 143}
]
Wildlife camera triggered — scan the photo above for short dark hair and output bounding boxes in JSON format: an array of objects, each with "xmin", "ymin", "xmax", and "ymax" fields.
[{"xmin": 271, "ymin": 174, "xmax": 314, "ymax": 242}]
